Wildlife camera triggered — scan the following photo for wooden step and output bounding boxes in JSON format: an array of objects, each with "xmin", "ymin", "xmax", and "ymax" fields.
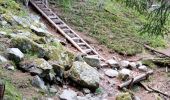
[
  {"xmin": 58, "ymin": 25, "xmax": 68, "ymax": 29},
  {"xmin": 53, "ymin": 19, "xmax": 62, "ymax": 24},
  {"xmin": 44, "ymin": 11, "xmax": 54, "ymax": 15},
  {"xmin": 48, "ymin": 15, "xmax": 57, "ymax": 19},
  {"xmin": 41, "ymin": 7, "xmax": 50, "ymax": 11},
  {"xmin": 67, "ymin": 33, "xmax": 77, "ymax": 38},
  {"xmin": 63, "ymin": 29, "xmax": 71, "ymax": 33},
  {"xmin": 34, "ymin": 1, "xmax": 42, "ymax": 4},
  {"xmin": 72, "ymin": 37, "xmax": 80, "ymax": 40},
  {"xmin": 77, "ymin": 42, "xmax": 86, "ymax": 46},
  {"xmin": 84, "ymin": 49, "xmax": 92, "ymax": 53}
]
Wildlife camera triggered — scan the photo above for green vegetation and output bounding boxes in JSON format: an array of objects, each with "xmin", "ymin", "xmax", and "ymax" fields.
[
  {"xmin": 51, "ymin": 0, "xmax": 168, "ymax": 55},
  {"xmin": 0, "ymin": 66, "xmax": 22, "ymax": 100}
]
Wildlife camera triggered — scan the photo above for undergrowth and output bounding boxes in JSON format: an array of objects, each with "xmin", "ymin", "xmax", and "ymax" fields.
[{"xmin": 50, "ymin": 0, "xmax": 167, "ymax": 55}]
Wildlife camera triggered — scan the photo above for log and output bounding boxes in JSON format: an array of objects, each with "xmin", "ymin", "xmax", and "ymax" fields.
[
  {"xmin": 144, "ymin": 44, "xmax": 170, "ymax": 57},
  {"xmin": 118, "ymin": 70, "xmax": 153, "ymax": 89},
  {"xmin": 140, "ymin": 82, "xmax": 170, "ymax": 98}
]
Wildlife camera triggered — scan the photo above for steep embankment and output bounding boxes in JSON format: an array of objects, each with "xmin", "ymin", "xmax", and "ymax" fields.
[{"xmin": 49, "ymin": 0, "xmax": 167, "ymax": 55}]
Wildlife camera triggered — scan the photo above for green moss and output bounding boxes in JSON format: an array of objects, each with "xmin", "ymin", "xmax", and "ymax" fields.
[
  {"xmin": 116, "ymin": 92, "xmax": 132, "ymax": 100},
  {"xmin": 142, "ymin": 59, "xmax": 157, "ymax": 69},
  {"xmin": 4, "ymin": 80, "xmax": 22, "ymax": 100}
]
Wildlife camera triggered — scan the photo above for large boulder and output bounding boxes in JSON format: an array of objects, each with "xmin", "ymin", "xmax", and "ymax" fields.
[
  {"xmin": 19, "ymin": 58, "xmax": 52, "ymax": 75},
  {"xmin": 7, "ymin": 48, "xmax": 24, "ymax": 63},
  {"xmin": 83, "ymin": 55, "xmax": 101, "ymax": 68},
  {"xmin": 69, "ymin": 61, "xmax": 100, "ymax": 89}
]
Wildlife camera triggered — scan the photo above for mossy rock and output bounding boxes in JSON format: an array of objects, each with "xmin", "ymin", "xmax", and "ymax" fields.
[
  {"xmin": 70, "ymin": 61, "xmax": 100, "ymax": 90},
  {"xmin": 142, "ymin": 59, "xmax": 157, "ymax": 69},
  {"xmin": 11, "ymin": 36, "xmax": 74, "ymax": 66},
  {"xmin": 116, "ymin": 92, "xmax": 132, "ymax": 100}
]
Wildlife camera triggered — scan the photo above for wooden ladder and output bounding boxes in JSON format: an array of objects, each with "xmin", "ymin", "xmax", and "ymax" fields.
[{"xmin": 30, "ymin": 0, "xmax": 105, "ymax": 61}]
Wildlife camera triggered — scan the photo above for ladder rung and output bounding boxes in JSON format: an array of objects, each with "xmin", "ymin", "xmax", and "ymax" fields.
[
  {"xmin": 77, "ymin": 42, "xmax": 86, "ymax": 46},
  {"xmin": 41, "ymin": 7, "xmax": 50, "ymax": 11},
  {"xmin": 34, "ymin": 1, "xmax": 42, "ymax": 4},
  {"xmin": 72, "ymin": 37, "xmax": 80, "ymax": 40},
  {"xmin": 49, "ymin": 15, "xmax": 57, "ymax": 19},
  {"xmin": 58, "ymin": 25, "xmax": 68, "ymax": 29},
  {"xmin": 84, "ymin": 49, "xmax": 92, "ymax": 53},
  {"xmin": 63, "ymin": 29, "xmax": 71, "ymax": 33},
  {"xmin": 53, "ymin": 19, "xmax": 62, "ymax": 24}
]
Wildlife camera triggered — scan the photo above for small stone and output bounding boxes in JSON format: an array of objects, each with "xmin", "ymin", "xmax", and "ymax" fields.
[
  {"xmin": 59, "ymin": 89, "xmax": 77, "ymax": 100},
  {"xmin": 136, "ymin": 61, "xmax": 142, "ymax": 67},
  {"xmin": 6, "ymin": 65, "xmax": 15, "ymax": 70},
  {"xmin": 7, "ymin": 48, "xmax": 24, "ymax": 63},
  {"xmin": 129, "ymin": 62, "xmax": 137, "ymax": 69},
  {"xmin": 0, "ymin": 55, "xmax": 7, "ymax": 63},
  {"xmin": 77, "ymin": 96, "xmax": 87, "ymax": 100},
  {"xmin": 0, "ymin": 31, "xmax": 7, "ymax": 37},
  {"xmin": 119, "ymin": 60, "xmax": 130, "ymax": 68},
  {"xmin": 138, "ymin": 65, "xmax": 147, "ymax": 72},
  {"xmin": 32, "ymin": 75, "xmax": 47, "ymax": 90},
  {"xmin": 82, "ymin": 88, "xmax": 91, "ymax": 94},
  {"xmin": 119, "ymin": 68, "xmax": 131, "ymax": 81},
  {"xmin": 105, "ymin": 69, "xmax": 119, "ymax": 77},
  {"xmin": 84, "ymin": 55, "xmax": 101, "ymax": 68},
  {"xmin": 106, "ymin": 59, "xmax": 119, "ymax": 68},
  {"xmin": 119, "ymin": 68, "xmax": 131, "ymax": 76},
  {"xmin": 47, "ymin": 98, "xmax": 54, "ymax": 100},
  {"xmin": 49, "ymin": 86, "xmax": 58, "ymax": 93},
  {"xmin": 133, "ymin": 95, "xmax": 141, "ymax": 100}
]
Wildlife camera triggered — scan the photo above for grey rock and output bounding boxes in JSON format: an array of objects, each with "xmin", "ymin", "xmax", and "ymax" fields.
[
  {"xmin": 129, "ymin": 62, "xmax": 137, "ymax": 69},
  {"xmin": 59, "ymin": 89, "xmax": 77, "ymax": 100},
  {"xmin": 104, "ymin": 69, "xmax": 118, "ymax": 77},
  {"xmin": 6, "ymin": 65, "xmax": 15, "ymax": 70},
  {"xmin": 70, "ymin": 61, "xmax": 100, "ymax": 89},
  {"xmin": 119, "ymin": 68, "xmax": 131, "ymax": 76},
  {"xmin": 0, "ymin": 55, "xmax": 8, "ymax": 63},
  {"xmin": 12, "ymin": 15, "xmax": 30, "ymax": 27},
  {"xmin": 49, "ymin": 86, "xmax": 57, "ymax": 93},
  {"xmin": 30, "ymin": 25, "xmax": 48, "ymax": 37},
  {"xmin": 19, "ymin": 58, "xmax": 52, "ymax": 75},
  {"xmin": 32, "ymin": 75, "xmax": 47, "ymax": 90},
  {"xmin": 136, "ymin": 61, "xmax": 142, "ymax": 67},
  {"xmin": 106, "ymin": 59, "xmax": 119, "ymax": 68},
  {"xmin": 77, "ymin": 96, "xmax": 88, "ymax": 100},
  {"xmin": 133, "ymin": 96, "xmax": 141, "ymax": 100},
  {"xmin": 119, "ymin": 68, "xmax": 131, "ymax": 81},
  {"xmin": 138, "ymin": 65, "xmax": 147, "ymax": 72},
  {"xmin": 84, "ymin": 55, "xmax": 101, "ymax": 68},
  {"xmin": 0, "ymin": 31, "xmax": 7, "ymax": 37},
  {"xmin": 119, "ymin": 60, "xmax": 130, "ymax": 68},
  {"xmin": 7, "ymin": 48, "xmax": 24, "ymax": 63},
  {"xmin": 75, "ymin": 54, "xmax": 84, "ymax": 62},
  {"xmin": 82, "ymin": 88, "xmax": 90, "ymax": 94},
  {"xmin": 0, "ymin": 20, "xmax": 8, "ymax": 26}
]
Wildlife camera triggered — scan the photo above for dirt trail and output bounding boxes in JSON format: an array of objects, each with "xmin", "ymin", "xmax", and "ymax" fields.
[{"xmin": 28, "ymin": 5, "xmax": 170, "ymax": 100}]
